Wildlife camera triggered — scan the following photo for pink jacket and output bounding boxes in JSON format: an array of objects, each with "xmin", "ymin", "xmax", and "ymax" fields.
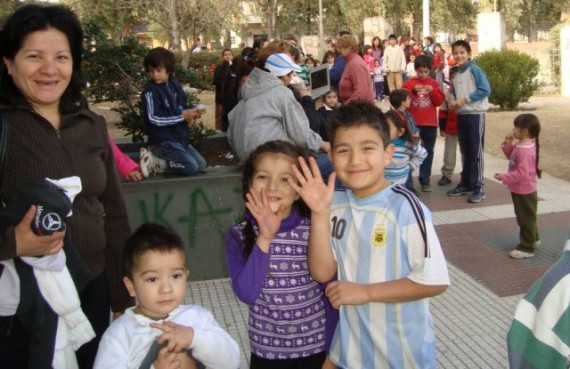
[
  {"xmin": 109, "ymin": 138, "xmax": 140, "ymax": 179},
  {"xmin": 499, "ymin": 139, "xmax": 537, "ymax": 194}
]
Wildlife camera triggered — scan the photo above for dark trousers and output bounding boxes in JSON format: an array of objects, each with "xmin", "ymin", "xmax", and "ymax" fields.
[
  {"xmin": 457, "ymin": 113, "xmax": 486, "ymax": 192},
  {"xmin": 418, "ymin": 126, "xmax": 437, "ymax": 185},
  {"xmin": 512, "ymin": 192, "xmax": 539, "ymax": 253},
  {"xmin": 250, "ymin": 351, "xmax": 326, "ymax": 369},
  {"xmin": 77, "ymin": 272, "xmax": 111, "ymax": 369},
  {"xmin": 374, "ymin": 81, "xmax": 384, "ymax": 99},
  {"xmin": 0, "ymin": 272, "xmax": 111, "ymax": 369}
]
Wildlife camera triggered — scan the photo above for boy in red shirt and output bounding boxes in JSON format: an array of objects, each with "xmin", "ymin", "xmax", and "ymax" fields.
[{"xmin": 403, "ymin": 55, "xmax": 445, "ymax": 192}]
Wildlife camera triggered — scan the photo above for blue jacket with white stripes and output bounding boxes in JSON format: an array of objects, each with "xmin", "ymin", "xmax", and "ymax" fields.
[{"xmin": 141, "ymin": 79, "xmax": 192, "ymax": 146}]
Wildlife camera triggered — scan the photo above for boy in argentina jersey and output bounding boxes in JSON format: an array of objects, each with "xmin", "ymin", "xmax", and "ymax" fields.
[{"xmin": 290, "ymin": 101, "xmax": 450, "ymax": 369}]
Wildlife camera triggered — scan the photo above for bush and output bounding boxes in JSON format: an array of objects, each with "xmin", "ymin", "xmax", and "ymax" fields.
[{"xmin": 475, "ymin": 49, "xmax": 540, "ymax": 111}]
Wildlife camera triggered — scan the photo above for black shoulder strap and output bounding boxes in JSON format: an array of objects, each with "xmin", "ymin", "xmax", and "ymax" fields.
[
  {"xmin": 0, "ymin": 111, "xmax": 10, "ymax": 194},
  {"xmin": 392, "ymin": 185, "xmax": 429, "ymax": 258},
  {"xmin": 0, "ymin": 111, "xmax": 9, "ymax": 278}
]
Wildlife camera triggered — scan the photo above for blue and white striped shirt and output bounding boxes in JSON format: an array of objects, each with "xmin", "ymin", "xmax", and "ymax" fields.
[{"xmin": 328, "ymin": 185, "xmax": 450, "ymax": 369}]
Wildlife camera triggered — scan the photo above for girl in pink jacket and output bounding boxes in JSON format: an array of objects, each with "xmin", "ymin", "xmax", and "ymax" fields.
[
  {"xmin": 495, "ymin": 114, "xmax": 542, "ymax": 259},
  {"xmin": 109, "ymin": 138, "xmax": 143, "ymax": 181}
]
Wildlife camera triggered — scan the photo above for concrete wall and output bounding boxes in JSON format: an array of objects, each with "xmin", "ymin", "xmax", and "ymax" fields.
[{"xmin": 122, "ymin": 163, "xmax": 243, "ymax": 281}]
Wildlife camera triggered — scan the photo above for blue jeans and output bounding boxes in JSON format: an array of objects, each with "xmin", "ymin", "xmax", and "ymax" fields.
[
  {"xmin": 151, "ymin": 141, "xmax": 206, "ymax": 176},
  {"xmin": 418, "ymin": 126, "xmax": 437, "ymax": 185}
]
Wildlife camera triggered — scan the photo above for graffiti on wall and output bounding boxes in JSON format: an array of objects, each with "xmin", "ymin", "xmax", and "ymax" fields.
[{"xmin": 135, "ymin": 187, "xmax": 244, "ymax": 246}]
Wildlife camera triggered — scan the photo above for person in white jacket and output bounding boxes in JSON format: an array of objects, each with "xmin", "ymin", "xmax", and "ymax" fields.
[{"xmin": 94, "ymin": 223, "xmax": 240, "ymax": 369}]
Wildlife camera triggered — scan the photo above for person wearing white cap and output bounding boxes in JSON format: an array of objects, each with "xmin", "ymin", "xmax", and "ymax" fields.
[{"xmin": 228, "ymin": 53, "xmax": 331, "ymax": 169}]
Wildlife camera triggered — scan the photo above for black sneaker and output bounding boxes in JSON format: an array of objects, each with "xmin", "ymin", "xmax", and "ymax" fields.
[
  {"xmin": 438, "ymin": 176, "xmax": 452, "ymax": 186},
  {"xmin": 447, "ymin": 185, "xmax": 471, "ymax": 197}
]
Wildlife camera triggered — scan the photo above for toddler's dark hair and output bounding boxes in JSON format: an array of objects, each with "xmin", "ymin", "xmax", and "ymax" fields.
[
  {"xmin": 123, "ymin": 223, "xmax": 186, "ymax": 278},
  {"xmin": 240, "ymin": 140, "xmax": 311, "ymax": 259},
  {"xmin": 330, "ymin": 101, "xmax": 390, "ymax": 149},
  {"xmin": 513, "ymin": 114, "xmax": 542, "ymax": 178},
  {"xmin": 389, "ymin": 89, "xmax": 409, "ymax": 109},
  {"xmin": 143, "ymin": 47, "xmax": 176, "ymax": 75}
]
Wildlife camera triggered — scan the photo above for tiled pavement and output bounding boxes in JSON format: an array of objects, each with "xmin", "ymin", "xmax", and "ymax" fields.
[{"xmin": 184, "ymin": 137, "xmax": 570, "ymax": 369}]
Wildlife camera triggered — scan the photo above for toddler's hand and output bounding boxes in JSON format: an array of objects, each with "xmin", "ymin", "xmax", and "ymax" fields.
[
  {"xmin": 154, "ymin": 346, "xmax": 181, "ymax": 369},
  {"xmin": 504, "ymin": 134, "xmax": 514, "ymax": 145},
  {"xmin": 151, "ymin": 321, "xmax": 194, "ymax": 354},
  {"xmin": 439, "ymin": 130, "xmax": 446, "ymax": 137},
  {"xmin": 494, "ymin": 173, "xmax": 502, "ymax": 181}
]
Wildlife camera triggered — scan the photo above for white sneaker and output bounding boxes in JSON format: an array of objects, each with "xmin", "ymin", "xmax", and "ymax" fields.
[
  {"xmin": 509, "ymin": 249, "xmax": 534, "ymax": 259},
  {"xmin": 139, "ymin": 147, "xmax": 155, "ymax": 178}
]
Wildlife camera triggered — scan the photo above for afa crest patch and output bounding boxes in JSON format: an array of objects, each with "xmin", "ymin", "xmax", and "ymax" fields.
[{"xmin": 372, "ymin": 225, "xmax": 386, "ymax": 247}]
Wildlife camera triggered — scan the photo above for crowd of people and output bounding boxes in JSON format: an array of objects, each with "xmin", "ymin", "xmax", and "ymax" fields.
[{"xmin": 0, "ymin": 3, "xmax": 557, "ymax": 369}]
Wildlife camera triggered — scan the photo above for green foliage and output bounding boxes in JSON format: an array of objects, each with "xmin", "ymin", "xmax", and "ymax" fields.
[
  {"xmin": 475, "ymin": 49, "xmax": 540, "ymax": 111},
  {"xmin": 182, "ymin": 51, "xmax": 222, "ymax": 89},
  {"xmin": 83, "ymin": 36, "xmax": 149, "ymax": 142},
  {"xmin": 83, "ymin": 35, "xmax": 217, "ymax": 142},
  {"xmin": 189, "ymin": 121, "xmax": 217, "ymax": 149}
]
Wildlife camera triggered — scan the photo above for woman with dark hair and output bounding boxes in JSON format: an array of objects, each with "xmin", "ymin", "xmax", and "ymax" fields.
[
  {"xmin": 0, "ymin": 4, "xmax": 131, "ymax": 368},
  {"xmin": 371, "ymin": 36, "xmax": 383, "ymax": 63}
]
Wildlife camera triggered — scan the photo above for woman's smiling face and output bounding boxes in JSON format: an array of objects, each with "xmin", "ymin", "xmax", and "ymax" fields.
[{"xmin": 3, "ymin": 28, "xmax": 72, "ymax": 111}]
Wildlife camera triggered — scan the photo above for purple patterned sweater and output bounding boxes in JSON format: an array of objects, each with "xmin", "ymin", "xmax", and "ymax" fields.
[{"xmin": 225, "ymin": 208, "xmax": 327, "ymax": 360}]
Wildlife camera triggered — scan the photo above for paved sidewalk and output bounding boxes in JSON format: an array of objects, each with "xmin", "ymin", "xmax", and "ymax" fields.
[{"xmin": 184, "ymin": 136, "xmax": 570, "ymax": 369}]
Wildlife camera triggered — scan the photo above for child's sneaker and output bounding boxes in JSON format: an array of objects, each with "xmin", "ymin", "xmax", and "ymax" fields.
[
  {"xmin": 468, "ymin": 190, "xmax": 486, "ymax": 203},
  {"xmin": 447, "ymin": 185, "xmax": 471, "ymax": 197},
  {"xmin": 139, "ymin": 147, "xmax": 155, "ymax": 178},
  {"xmin": 153, "ymin": 155, "xmax": 167, "ymax": 174},
  {"xmin": 438, "ymin": 176, "xmax": 452, "ymax": 186},
  {"xmin": 509, "ymin": 249, "xmax": 534, "ymax": 259}
]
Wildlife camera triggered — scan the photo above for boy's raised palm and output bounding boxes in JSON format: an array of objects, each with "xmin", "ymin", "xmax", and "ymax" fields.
[{"xmin": 289, "ymin": 157, "xmax": 335, "ymax": 215}]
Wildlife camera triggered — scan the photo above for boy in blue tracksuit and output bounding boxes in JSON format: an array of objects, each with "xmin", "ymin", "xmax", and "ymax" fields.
[
  {"xmin": 140, "ymin": 47, "xmax": 206, "ymax": 176},
  {"xmin": 447, "ymin": 40, "xmax": 491, "ymax": 203}
]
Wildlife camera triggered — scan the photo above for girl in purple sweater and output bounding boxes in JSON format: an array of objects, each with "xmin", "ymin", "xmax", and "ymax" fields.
[
  {"xmin": 495, "ymin": 114, "xmax": 542, "ymax": 259},
  {"xmin": 225, "ymin": 140, "xmax": 336, "ymax": 369}
]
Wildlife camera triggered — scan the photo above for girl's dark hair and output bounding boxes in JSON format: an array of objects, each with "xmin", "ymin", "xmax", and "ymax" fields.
[
  {"xmin": 240, "ymin": 140, "xmax": 311, "ymax": 259},
  {"xmin": 143, "ymin": 47, "xmax": 176, "ymax": 74},
  {"xmin": 0, "ymin": 4, "xmax": 85, "ymax": 113},
  {"xmin": 322, "ymin": 50, "xmax": 335, "ymax": 65},
  {"xmin": 322, "ymin": 87, "xmax": 338, "ymax": 99},
  {"xmin": 385, "ymin": 110, "xmax": 413, "ymax": 144},
  {"xmin": 514, "ymin": 113, "xmax": 542, "ymax": 178},
  {"xmin": 123, "ymin": 223, "xmax": 186, "ymax": 279},
  {"xmin": 372, "ymin": 36, "xmax": 382, "ymax": 50}
]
